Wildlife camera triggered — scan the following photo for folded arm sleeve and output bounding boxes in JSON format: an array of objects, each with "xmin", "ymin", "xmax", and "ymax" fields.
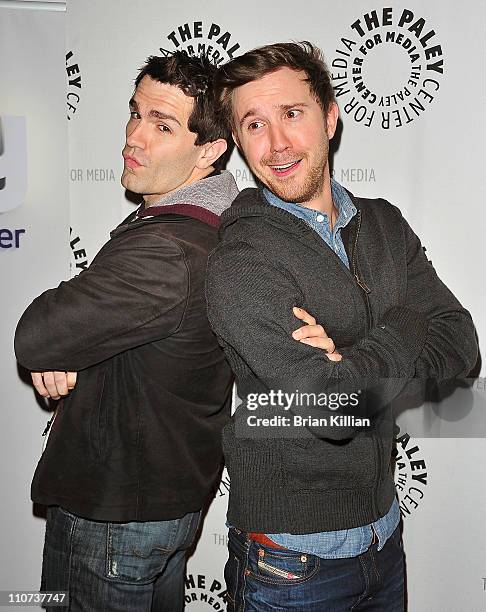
[
  {"xmin": 14, "ymin": 230, "xmax": 188, "ymax": 371},
  {"xmin": 388, "ymin": 208, "xmax": 478, "ymax": 379},
  {"xmin": 206, "ymin": 241, "xmax": 430, "ymax": 439}
]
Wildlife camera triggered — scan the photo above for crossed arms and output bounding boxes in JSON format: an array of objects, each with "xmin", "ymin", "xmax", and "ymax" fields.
[
  {"xmin": 205, "ymin": 213, "xmax": 478, "ymax": 436},
  {"xmin": 16, "ymin": 223, "xmax": 338, "ymax": 399}
]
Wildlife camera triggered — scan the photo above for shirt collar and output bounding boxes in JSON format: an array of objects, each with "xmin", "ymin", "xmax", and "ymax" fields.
[{"xmin": 263, "ymin": 178, "xmax": 356, "ymax": 229}]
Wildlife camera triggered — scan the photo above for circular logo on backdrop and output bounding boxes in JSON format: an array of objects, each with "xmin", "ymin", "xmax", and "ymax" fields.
[
  {"xmin": 393, "ymin": 428, "xmax": 428, "ymax": 516},
  {"xmin": 66, "ymin": 51, "xmax": 83, "ymax": 121},
  {"xmin": 185, "ymin": 574, "xmax": 228, "ymax": 610},
  {"xmin": 331, "ymin": 7, "xmax": 444, "ymax": 129},
  {"xmin": 164, "ymin": 20, "xmax": 241, "ymax": 65}
]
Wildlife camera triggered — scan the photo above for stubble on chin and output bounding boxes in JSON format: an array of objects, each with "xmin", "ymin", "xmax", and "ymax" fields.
[{"xmin": 262, "ymin": 162, "xmax": 325, "ymax": 204}]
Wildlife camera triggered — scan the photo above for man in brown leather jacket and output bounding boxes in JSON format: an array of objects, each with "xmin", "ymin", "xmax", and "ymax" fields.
[{"xmin": 15, "ymin": 51, "xmax": 236, "ymax": 612}]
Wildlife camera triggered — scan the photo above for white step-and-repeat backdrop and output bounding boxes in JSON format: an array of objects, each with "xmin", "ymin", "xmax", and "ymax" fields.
[
  {"xmin": 1, "ymin": 0, "xmax": 485, "ymax": 610},
  {"xmin": 0, "ymin": 2, "xmax": 69, "ymax": 610}
]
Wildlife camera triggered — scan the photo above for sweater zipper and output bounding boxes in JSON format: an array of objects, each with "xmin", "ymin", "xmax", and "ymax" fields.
[
  {"xmin": 352, "ymin": 211, "xmax": 382, "ymax": 518},
  {"xmin": 351, "ymin": 210, "xmax": 372, "ymax": 331}
]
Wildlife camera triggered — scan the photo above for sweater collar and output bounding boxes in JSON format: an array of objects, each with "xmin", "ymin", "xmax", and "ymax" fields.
[
  {"xmin": 220, "ymin": 183, "xmax": 361, "ymax": 236},
  {"xmin": 134, "ymin": 170, "xmax": 239, "ymax": 228}
]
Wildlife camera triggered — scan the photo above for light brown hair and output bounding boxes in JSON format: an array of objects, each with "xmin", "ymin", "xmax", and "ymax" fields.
[{"xmin": 215, "ymin": 41, "xmax": 336, "ymax": 131}]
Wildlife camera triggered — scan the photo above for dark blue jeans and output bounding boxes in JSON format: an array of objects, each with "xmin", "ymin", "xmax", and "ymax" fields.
[
  {"xmin": 225, "ymin": 526, "xmax": 405, "ymax": 611},
  {"xmin": 41, "ymin": 505, "xmax": 200, "ymax": 611}
]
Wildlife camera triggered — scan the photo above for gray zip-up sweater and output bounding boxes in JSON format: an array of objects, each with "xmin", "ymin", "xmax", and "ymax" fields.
[{"xmin": 206, "ymin": 187, "xmax": 477, "ymax": 534}]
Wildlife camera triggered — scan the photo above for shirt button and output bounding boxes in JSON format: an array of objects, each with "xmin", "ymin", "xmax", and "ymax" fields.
[{"xmin": 316, "ymin": 214, "xmax": 325, "ymax": 222}]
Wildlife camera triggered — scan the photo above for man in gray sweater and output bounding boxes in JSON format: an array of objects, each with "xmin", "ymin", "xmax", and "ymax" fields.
[{"xmin": 206, "ymin": 42, "xmax": 478, "ymax": 611}]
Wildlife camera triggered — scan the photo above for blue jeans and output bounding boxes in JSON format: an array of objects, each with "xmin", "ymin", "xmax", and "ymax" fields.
[
  {"xmin": 41, "ymin": 505, "xmax": 200, "ymax": 611},
  {"xmin": 225, "ymin": 526, "xmax": 405, "ymax": 611}
]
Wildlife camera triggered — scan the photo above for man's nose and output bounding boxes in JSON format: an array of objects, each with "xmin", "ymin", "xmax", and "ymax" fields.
[
  {"xmin": 269, "ymin": 124, "xmax": 291, "ymax": 153},
  {"xmin": 125, "ymin": 119, "xmax": 147, "ymax": 149}
]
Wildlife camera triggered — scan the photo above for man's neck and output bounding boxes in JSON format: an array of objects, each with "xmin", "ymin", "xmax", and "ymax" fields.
[
  {"xmin": 143, "ymin": 166, "xmax": 215, "ymax": 208},
  {"xmin": 304, "ymin": 180, "xmax": 339, "ymax": 230},
  {"xmin": 301, "ymin": 178, "xmax": 334, "ymax": 216},
  {"xmin": 265, "ymin": 176, "xmax": 340, "ymax": 230},
  {"xmin": 290, "ymin": 163, "xmax": 334, "ymax": 215}
]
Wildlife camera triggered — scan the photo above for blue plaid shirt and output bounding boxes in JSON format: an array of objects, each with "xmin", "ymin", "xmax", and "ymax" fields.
[{"xmin": 262, "ymin": 180, "xmax": 400, "ymax": 558}]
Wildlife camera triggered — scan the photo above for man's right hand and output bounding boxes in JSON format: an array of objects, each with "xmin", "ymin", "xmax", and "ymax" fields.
[{"xmin": 31, "ymin": 371, "xmax": 78, "ymax": 400}]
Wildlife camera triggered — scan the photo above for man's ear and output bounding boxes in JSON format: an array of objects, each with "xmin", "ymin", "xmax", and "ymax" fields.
[
  {"xmin": 196, "ymin": 139, "xmax": 228, "ymax": 169},
  {"xmin": 325, "ymin": 102, "xmax": 339, "ymax": 140}
]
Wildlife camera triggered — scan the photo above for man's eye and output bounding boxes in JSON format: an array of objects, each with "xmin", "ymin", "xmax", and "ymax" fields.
[
  {"xmin": 286, "ymin": 109, "xmax": 301, "ymax": 119},
  {"xmin": 248, "ymin": 121, "xmax": 263, "ymax": 131},
  {"xmin": 158, "ymin": 124, "xmax": 171, "ymax": 134},
  {"xmin": 129, "ymin": 111, "xmax": 140, "ymax": 119}
]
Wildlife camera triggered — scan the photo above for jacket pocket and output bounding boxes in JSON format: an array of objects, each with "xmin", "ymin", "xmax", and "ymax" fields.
[
  {"xmin": 282, "ymin": 433, "xmax": 378, "ymax": 492},
  {"xmin": 88, "ymin": 370, "xmax": 107, "ymax": 460}
]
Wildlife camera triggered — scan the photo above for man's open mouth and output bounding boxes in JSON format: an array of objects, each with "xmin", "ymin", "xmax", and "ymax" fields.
[{"xmin": 268, "ymin": 160, "xmax": 302, "ymax": 176}]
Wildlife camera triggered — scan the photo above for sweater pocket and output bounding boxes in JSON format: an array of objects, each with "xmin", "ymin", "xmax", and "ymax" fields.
[{"xmin": 281, "ymin": 433, "xmax": 378, "ymax": 492}]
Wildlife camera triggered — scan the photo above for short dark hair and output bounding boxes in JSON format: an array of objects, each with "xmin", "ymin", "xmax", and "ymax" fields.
[
  {"xmin": 215, "ymin": 41, "xmax": 336, "ymax": 131},
  {"xmin": 135, "ymin": 51, "xmax": 229, "ymax": 148}
]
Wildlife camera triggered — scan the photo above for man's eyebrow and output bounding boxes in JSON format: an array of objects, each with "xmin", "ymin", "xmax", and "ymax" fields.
[
  {"xmin": 148, "ymin": 109, "xmax": 181, "ymax": 125},
  {"xmin": 128, "ymin": 98, "xmax": 181, "ymax": 126},
  {"xmin": 239, "ymin": 109, "xmax": 257, "ymax": 129},
  {"xmin": 278, "ymin": 102, "xmax": 309, "ymax": 111},
  {"xmin": 239, "ymin": 102, "xmax": 309, "ymax": 128}
]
